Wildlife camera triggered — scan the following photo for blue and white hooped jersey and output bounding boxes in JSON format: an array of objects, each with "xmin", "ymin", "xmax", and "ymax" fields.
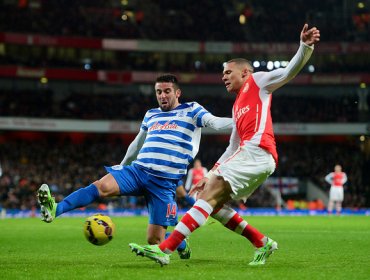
[{"xmin": 133, "ymin": 102, "xmax": 210, "ymax": 180}]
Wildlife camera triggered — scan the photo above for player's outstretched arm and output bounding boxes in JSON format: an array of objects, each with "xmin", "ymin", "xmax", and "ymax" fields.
[
  {"xmin": 203, "ymin": 114, "xmax": 233, "ymax": 130},
  {"xmin": 120, "ymin": 129, "xmax": 146, "ymax": 165}
]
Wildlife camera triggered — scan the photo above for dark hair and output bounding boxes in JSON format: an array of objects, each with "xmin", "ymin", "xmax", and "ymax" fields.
[
  {"xmin": 226, "ymin": 58, "xmax": 254, "ymax": 73},
  {"xmin": 156, "ymin": 74, "xmax": 180, "ymax": 89}
]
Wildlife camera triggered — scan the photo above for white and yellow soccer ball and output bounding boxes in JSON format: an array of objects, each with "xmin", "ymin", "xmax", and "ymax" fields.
[{"xmin": 83, "ymin": 214, "xmax": 115, "ymax": 246}]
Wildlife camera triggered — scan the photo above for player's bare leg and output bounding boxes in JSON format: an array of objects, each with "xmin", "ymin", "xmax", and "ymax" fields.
[
  {"xmin": 130, "ymin": 175, "xmax": 277, "ymax": 266},
  {"xmin": 335, "ymin": 201, "xmax": 342, "ymax": 215},
  {"xmin": 204, "ymin": 180, "xmax": 278, "ymax": 266},
  {"xmin": 327, "ymin": 200, "xmax": 334, "ymax": 215},
  {"xmin": 147, "ymin": 224, "xmax": 167, "ymax": 244}
]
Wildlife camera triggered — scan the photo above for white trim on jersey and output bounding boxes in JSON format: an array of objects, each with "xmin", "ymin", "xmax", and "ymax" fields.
[{"xmin": 248, "ymin": 92, "xmax": 271, "ymax": 146}]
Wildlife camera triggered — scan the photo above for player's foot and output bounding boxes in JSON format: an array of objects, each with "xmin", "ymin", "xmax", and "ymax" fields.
[
  {"xmin": 37, "ymin": 184, "xmax": 57, "ymax": 223},
  {"xmin": 129, "ymin": 243, "xmax": 170, "ymax": 266},
  {"xmin": 178, "ymin": 237, "xmax": 192, "ymax": 259},
  {"xmin": 248, "ymin": 238, "xmax": 278, "ymax": 266}
]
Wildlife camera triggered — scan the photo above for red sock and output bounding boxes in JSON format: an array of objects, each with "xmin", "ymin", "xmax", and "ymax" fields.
[
  {"xmin": 212, "ymin": 206, "xmax": 265, "ymax": 248},
  {"xmin": 160, "ymin": 200, "xmax": 212, "ymax": 253},
  {"xmin": 159, "ymin": 230, "xmax": 185, "ymax": 252},
  {"xmin": 242, "ymin": 224, "xmax": 264, "ymax": 248}
]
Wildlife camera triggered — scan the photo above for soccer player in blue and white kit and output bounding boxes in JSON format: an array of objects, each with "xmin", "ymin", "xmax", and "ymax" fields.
[{"xmin": 37, "ymin": 74, "xmax": 232, "ymax": 258}]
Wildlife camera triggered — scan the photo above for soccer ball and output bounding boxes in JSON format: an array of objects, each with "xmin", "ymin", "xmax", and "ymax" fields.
[{"xmin": 83, "ymin": 214, "xmax": 115, "ymax": 246}]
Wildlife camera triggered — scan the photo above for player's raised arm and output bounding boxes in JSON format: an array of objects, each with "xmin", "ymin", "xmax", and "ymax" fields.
[{"xmin": 254, "ymin": 23, "xmax": 320, "ymax": 93}]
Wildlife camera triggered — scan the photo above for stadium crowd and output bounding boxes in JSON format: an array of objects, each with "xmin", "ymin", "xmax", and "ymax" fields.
[
  {"xmin": 0, "ymin": 0, "xmax": 368, "ymax": 42},
  {"xmin": 0, "ymin": 89, "xmax": 365, "ymax": 123},
  {"xmin": 0, "ymin": 135, "xmax": 369, "ymax": 211},
  {"xmin": 0, "ymin": 0, "xmax": 369, "ymax": 213},
  {"xmin": 2, "ymin": 45, "xmax": 370, "ymax": 75}
]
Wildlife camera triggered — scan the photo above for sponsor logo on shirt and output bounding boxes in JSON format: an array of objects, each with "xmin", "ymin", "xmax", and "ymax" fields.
[
  {"xmin": 235, "ymin": 105, "xmax": 250, "ymax": 122},
  {"xmin": 149, "ymin": 121, "xmax": 178, "ymax": 132}
]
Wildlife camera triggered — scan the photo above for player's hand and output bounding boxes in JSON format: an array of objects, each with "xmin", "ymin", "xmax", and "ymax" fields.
[
  {"xmin": 189, "ymin": 178, "xmax": 208, "ymax": 196},
  {"xmin": 300, "ymin": 23, "xmax": 320, "ymax": 46}
]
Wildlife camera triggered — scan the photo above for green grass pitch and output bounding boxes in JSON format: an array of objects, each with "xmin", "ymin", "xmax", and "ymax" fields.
[{"xmin": 1, "ymin": 216, "xmax": 369, "ymax": 280}]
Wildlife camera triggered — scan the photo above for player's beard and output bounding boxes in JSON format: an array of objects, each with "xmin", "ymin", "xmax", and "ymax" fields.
[{"xmin": 159, "ymin": 99, "xmax": 178, "ymax": 111}]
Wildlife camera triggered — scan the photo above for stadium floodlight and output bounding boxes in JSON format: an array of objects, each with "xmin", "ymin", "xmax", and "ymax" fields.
[
  {"xmin": 267, "ymin": 61, "xmax": 274, "ymax": 70},
  {"xmin": 308, "ymin": 65, "xmax": 315, "ymax": 73},
  {"xmin": 253, "ymin": 61, "xmax": 260, "ymax": 68}
]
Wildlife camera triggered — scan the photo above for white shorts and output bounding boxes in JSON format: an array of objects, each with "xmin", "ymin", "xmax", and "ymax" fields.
[
  {"xmin": 329, "ymin": 187, "xmax": 344, "ymax": 202},
  {"xmin": 215, "ymin": 145, "xmax": 276, "ymax": 201}
]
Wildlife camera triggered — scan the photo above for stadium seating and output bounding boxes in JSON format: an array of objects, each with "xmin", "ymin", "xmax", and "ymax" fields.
[{"xmin": 0, "ymin": 0, "xmax": 369, "ymax": 211}]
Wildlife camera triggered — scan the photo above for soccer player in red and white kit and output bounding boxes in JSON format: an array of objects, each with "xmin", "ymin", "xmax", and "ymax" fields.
[
  {"xmin": 185, "ymin": 159, "xmax": 208, "ymax": 191},
  {"xmin": 129, "ymin": 23, "xmax": 320, "ymax": 266},
  {"xmin": 325, "ymin": 164, "xmax": 347, "ymax": 215}
]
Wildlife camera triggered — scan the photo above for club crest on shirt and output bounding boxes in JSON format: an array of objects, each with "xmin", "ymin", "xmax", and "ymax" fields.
[{"xmin": 176, "ymin": 111, "xmax": 186, "ymax": 117}]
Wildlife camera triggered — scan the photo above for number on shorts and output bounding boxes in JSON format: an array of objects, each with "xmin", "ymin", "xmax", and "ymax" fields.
[{"xmin": 166, "ymin": 203, "xmax": 177, "ymax": 218}]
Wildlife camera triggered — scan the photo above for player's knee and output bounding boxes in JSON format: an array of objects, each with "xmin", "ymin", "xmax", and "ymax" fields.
[{"xmin": 95, "ymin": 180, "xmax": 113, "ymax": 198}]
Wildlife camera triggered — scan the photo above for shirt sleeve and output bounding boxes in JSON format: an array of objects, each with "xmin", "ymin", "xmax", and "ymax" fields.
[
  {"xmin": 214, "ymin": 122, "xmax": 240, "ymax": 165},
  {"xmin": 343, "ymin": 173, "xmax": 348, "ymax": 184},
  {"xmin": 202, "ymin": 114, "xmax": 233, "ymax": 130},
  {"xmin": 253, "ymin": 41, "xmax": 314, "ymax": 93},
  {"xmin": 190, "ymin": 102, "xmax": 232, "ymax": 130},
  {"xmin": 325, "ymin": 173, "xmax": 333, "ymax": 185},
  {"xmin": 120, "ymin": 129, "xmax": 147, "ymax": 165},
  {"xmin": 185, "ymin": 169, "xmax": 193, "ymax": 191}
]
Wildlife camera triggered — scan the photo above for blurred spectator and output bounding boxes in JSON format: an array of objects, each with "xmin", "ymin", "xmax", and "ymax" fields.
[
  {"xmin": 0, "ymin": 0, "xmax": 368, "ymax": 42},
  {"xmin": 0, "ymin": 89, "xmax": 363, "ymax": 122},
  {"xmin": 0, "ymin": 136, "xmax": 368, "ymax": 209}
]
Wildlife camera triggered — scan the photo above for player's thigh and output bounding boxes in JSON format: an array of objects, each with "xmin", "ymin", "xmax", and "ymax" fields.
[
  {"xmin": 217, "ymin": 146, "xmax": 275, "ymax": 200},
  {"xmin": 330, "ymin": 187, "xmax": 343, "ymax": 201},
  {"xmin": 146, "ymin": 224, "xmax": 167, "ymax": 244},
  {"xmin": 104, "ymin": 165, "xmax": 144, "ymax": 196},
  {"xmin": 198, "ymin": 176, "xmax": 233, "ymax": 209}
]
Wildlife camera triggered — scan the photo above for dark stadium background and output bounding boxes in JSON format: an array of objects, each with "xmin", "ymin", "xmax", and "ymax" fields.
[{"xmin": 0, "ymin": 0, "xmax": 369, "ymax": 215}]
